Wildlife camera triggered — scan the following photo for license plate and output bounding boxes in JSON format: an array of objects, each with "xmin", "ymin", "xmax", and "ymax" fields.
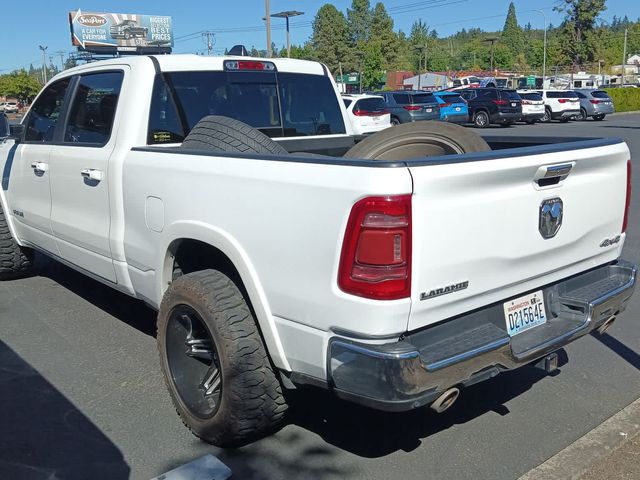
[
  {"xmin": 511, "ymin": 102, "xmax": 516, "ymax": 107},
  {"xmin": 372, "ymin": 117, "xmax": 380, "ymax": 123},
  {"xmin": 425, "ymin": 108, "xmax": 432, "ymax": 113},
  {"xmin": 455, "ymin": 107, "xmax": 461, "ymax": 112},
  {"xmin": 503, "ymin": 290, "xmax": 547, "ymax": 336}
]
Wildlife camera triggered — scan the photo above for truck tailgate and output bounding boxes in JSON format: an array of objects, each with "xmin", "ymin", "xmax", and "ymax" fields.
[{"xmin": 408, "ymin": 139, "xmax": 630, "ymax": 331}]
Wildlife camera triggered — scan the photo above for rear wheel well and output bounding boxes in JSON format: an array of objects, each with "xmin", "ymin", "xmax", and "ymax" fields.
[{"xmin": 169, "ymin": 239, "xmax": 242, "ymax": 287}]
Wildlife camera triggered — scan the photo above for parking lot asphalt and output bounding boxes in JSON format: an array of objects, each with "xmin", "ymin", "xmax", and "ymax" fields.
[{"xmin": 0, "ymin": 114, "xmax": 638, "ymax": 480}]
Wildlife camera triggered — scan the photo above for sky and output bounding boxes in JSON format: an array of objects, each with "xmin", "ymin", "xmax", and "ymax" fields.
[{"xmin": 1, "ymin": 0, "xmax": 638, "ymax": 72}]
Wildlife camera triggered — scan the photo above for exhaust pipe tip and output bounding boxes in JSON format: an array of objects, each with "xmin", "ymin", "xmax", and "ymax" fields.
[
  {"xmin": 430, "ymin": 387, "xmax": 460, "ymax": 414},
  {"xmin": 597, "ymin": 316, "xmax": 616, "ymax": 335}
]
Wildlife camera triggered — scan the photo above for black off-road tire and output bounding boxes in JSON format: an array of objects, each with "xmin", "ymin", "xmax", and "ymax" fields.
[
  {"xmin": 157, "ymin": 269, "xmax": 287, "ymax": 447},
  {"xmin": 0, "ymin": 203, "xmax": 33, "ymax": 279},
  {"xmin": 181, "ymin": 115, "xmax": 289, "ymax": 155},
  {"xmin": 344, "ymin": 120, "xmax": 490, "ymax": 160}
]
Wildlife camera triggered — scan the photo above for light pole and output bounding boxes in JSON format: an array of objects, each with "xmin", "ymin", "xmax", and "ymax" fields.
[
  {"xmin": 271, "ymin": 10, "xmax": 304, "ymax": 58},
  {"xmin": 483, "ymin": 37, "xmax": 498, "ymax": 72},
  {"xmin": 532, "ymin": 10, "xmax": 547, "ymax": 87},
  {"xmin": 39, "ymin": 45, "xmax": 48, "ymax": 84}
]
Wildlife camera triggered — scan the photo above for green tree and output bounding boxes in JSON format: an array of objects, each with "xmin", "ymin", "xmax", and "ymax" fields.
[
  {"xmin": 312, "ymin": 4, "xmax": 352, "ymax": 73},
  {"xmin": 554, "ymin": 0, "xmax": 607, "ymax": 65},
  {"xmin": 502, "ymin": 2, "xmax": 524, "ymax": 58},
  {"xmin": 361, "ymin": 42, "xmax": 384, "ymax": 89},
  {"xmin": 408, "ymin": 20, "xmax": 429, "ymax": 71},
  {"xmin": 347, "ymin": 0, "xmax": 371, "ymax": 44},
  {"xmin": 369, "ymin": 3, "xmax": 400, "ymax": 69},
  {"xmin": 0, "ymin": 70, "xmax": 42, "ymax": 101}
]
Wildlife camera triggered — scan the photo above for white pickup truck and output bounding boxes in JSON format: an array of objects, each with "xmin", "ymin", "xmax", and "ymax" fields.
[{"xmin": 0, "ymin": 53, "xmax": 635, "ymax": 447}]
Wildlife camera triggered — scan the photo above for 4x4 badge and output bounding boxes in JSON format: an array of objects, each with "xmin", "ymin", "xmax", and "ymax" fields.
[{"xmin": 539, "ymin": 198, "xmax": 563, "ymax": 239}]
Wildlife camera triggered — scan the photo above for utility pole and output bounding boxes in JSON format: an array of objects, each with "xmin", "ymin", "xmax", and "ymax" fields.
[
  {"xmin": 39, "ymin": 45, "xmax": 48, "ymax": 84},
  {"xmin": 55, "ymin": 50, "xmax": 65, "ymax": 71},
  {"xmin": 622, "ymin": 28, "xmax": 628, "ymax": 85},
  {"xmin": 202, "ymin": 31, "xmax": 215, "ymax": 55},
  {"xmin": 265, "ymin": 0, "xmax": 272, "ymax": 58},
  {"xmin": 483, "ymin": 37, "xmax": 498, "ymax": 73}
]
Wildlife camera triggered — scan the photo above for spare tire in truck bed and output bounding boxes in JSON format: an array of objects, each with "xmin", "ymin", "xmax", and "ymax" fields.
[
  {"xmin": 181, "ymin": 115, "xmax": 289, "ymax": 155},
  {"xmin": 344, "ymin": 121, "xmax": 490, "ymax": 160}
]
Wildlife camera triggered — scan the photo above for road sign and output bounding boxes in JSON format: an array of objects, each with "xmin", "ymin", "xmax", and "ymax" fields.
[{"xmin": 527, "ymin": 75, "xmax": 536, "ymax": 86}]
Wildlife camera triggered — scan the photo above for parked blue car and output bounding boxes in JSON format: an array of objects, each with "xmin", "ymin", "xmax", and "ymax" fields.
[{"xmin": 433, "ymin": 91, "xmax": 468, "ymax": 124}]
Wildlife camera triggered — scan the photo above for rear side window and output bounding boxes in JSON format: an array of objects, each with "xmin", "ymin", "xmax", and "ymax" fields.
[
  {"xmin": 25, "ymin": 78, "xmax": 71, "ymax": 142},
  {"xmin": 477, "ymin": 89, "xmax": 497, "ymax": 99},
  {"xmin": 438, "ymin": 94, "xmax": 464, "ymax": 103},
  {"xmin": 410, "ymin": 94, "xmax": 436, "ymax": 104},
  {"xmin": 591, "ymin": 91, "xmax": 610, "ymax": 99},
  {"xmin": 148, "ymin": 70, "xmax": 345, "ymax": 143},
  {"xmin": 342, "ymin": 98, "xmax": 353, "ymax": 108},
  {"xmin": 392, "ymin": 93, "xmax": 410, "ymax": 104},
  {"xmin": 354, "ymin": 98, "xmax": 385, "ymax": 113},
  {"xmin": 64, "ymin": 71, "xmax": 124, "ymax": 145},
  {"xmin": 460, "ymin": 90, "xmax": 476, "ymax": 100}
]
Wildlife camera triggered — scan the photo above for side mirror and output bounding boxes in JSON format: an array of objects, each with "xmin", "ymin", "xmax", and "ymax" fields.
[
  {"xmin": 9, "ymin": 124, "xmax": 25, "ymax": 143},
  {"xmin": 0, "ymin": 114, "xmax": 9, "ymax": 138}
]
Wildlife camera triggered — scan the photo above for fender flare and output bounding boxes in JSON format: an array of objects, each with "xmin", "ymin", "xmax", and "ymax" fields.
[{"xmin": 157, "ymin": 220, "xmax": 291, "ymax": 371}]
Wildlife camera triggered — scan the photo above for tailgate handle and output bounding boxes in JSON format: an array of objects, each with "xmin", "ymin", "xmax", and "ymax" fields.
[{"xmin": 534, "ymin": 163, "xmax": 574, "ymax": 187}]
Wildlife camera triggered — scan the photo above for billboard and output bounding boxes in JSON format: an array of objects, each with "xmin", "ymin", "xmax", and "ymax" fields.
[{"xmin": 69, "ymin": 10, "xmax": 173, "ymax": 54}]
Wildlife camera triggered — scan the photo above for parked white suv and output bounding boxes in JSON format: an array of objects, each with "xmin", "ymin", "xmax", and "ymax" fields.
[
  {"xmin": 342, "ymin": 94, "xmax": 391, "ymax": 135},
  {"xmin": 517, "ymin": 91, "xmax": 545, "ymax": 124},
  {"xmin": 537, "ymin": 90, "xmax": 581, "ymax": 122}
]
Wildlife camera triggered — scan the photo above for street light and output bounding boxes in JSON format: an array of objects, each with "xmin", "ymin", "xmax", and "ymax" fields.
[
  {"xmin": 39, "ymin": 45, "xmax": 48, "ymax": 84},
  {"xmin": 483, "ymin": 37, "xmax": 498, "ymax": 72},
  {"xmin": 271, "ymin": 10, "xmax": 304, "ymax": 58}
]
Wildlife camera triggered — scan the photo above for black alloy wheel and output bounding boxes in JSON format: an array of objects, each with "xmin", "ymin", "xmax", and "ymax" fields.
[{"xmin": 165, "ymin": 305, "xmax": 222, "ymax": 418}]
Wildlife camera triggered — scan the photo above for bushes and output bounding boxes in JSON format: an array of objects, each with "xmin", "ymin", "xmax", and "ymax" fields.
[{"xmin": 603, "ymin": 88, "xmax": 640, "ymax": 113}]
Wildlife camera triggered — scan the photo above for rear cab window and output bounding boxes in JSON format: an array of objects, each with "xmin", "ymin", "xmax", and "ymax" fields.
[{"xmin": 148, "ymin": 68, "xmax": 345, "ymax": 144}]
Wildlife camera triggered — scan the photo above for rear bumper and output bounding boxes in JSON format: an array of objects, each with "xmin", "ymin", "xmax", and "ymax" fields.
[
  {"xmin": 592, "ymin": 105, "xmax": 615, "ymax": 115},
  {"xmin": 442, "ymin": 113, "xmax": 468, "ymax": 124},
  {"xmin": 551, "ymin": 109, "xmax": 580, "ymax": 119},
  {"xmin": 490, "ymin": 111, "xmax": 521, "ymax": 123},
  {"xmin": 328, "ymin": 260, "xmax": 636, "ymax": 412},
  {"xmin": 522, "ymin": 112, "xmax": 545, "ymax": 121}
]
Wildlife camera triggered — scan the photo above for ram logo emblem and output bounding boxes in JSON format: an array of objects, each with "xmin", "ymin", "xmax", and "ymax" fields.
[{"xmin": 539, "ymin": 198, "xmax": 563, "ymax": 239}]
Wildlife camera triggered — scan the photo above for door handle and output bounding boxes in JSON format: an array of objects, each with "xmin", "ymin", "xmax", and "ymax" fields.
[
  {"xmin": 30, "ymin": 162, "xmax": 48, "ymax": 173},
  {"xmin": 81, "ymin": 168, "xmax": 103, "ymax": 182}
]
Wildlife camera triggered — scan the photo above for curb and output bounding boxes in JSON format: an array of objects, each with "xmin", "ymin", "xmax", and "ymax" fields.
[
  {"xmin": 518, "ymin": 397, "xmax": 640, "ymax": 480},
  {"xmin": 609, "ymin": 110, "xmax": 640, "ymax": 116}
]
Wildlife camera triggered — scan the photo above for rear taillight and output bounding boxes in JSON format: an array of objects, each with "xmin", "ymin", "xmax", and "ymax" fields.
[
  {"xmin": 354, "ymin": 110, "xmax": 386, "ymax": 117},
  {"xmin": 338, "ymin": 195, "xmax": 412, "ymax": 300},
  {"xmin": 403, "ymin": 105, "xmax": 421, "ymax": 111},
  {"xmin": 558, "ymin": 99, "xmax": 567, "ymax": 103},
  {"xmin": 492, "ymin": 99, "xmax": 508, "ymax": 105},
  {"xmin": 623, "ymin": 160, "xmax": 631, "ymax": 233},
  {"xmin": 590, "ymin": 99, "xmax": 602, "ymax": 104},
  {"xmin": 439, "ymin": 102, "xmax": 451, "ymax": 107},
  {"xmin": 224, "ymin": 60, "xmax": 276, "ymax": 71}
]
